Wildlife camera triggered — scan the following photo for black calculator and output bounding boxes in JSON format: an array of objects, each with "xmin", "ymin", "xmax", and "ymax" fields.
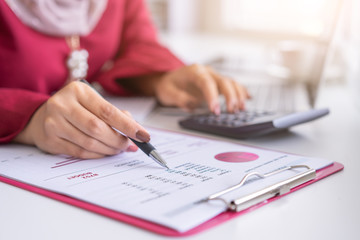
[{"xmin": 179, "ymin": 108, "xmax": 329, "ymax": 139}]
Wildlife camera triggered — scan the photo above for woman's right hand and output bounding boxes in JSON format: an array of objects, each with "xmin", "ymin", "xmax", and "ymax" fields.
[{"xmin": 13, "ymin": 81, "xmax": 150, "ymax": 159}]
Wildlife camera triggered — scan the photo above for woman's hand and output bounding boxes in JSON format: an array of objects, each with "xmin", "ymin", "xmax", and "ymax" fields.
[
  {"xmin": 154, "ymin": 64, "xmax": 250, "ymax": 114},
  {"xmin": 13, "ymin": 81, "xmax": 150, "ymax": 159}
]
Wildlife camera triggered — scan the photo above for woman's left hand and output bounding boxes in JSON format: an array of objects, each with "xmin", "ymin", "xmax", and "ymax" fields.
[{"xmin": 153, "ymin": 64, "xmax": 250, "ymax": 114}]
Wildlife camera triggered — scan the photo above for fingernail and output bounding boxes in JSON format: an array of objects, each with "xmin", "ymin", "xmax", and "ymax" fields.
[
  {"xmin": 136, "ymin": 130, "xmax": 150, "ymax": 142},
  {"xmin": 231, "ymin": 99, "xmax": 238, "ymax": 112},
  {"xmin": 126, "ymin": 144, "xmax": 138, "ymax": 152},
  {"xmin": 241, "ymin": 102, "xmax": 246, "ymax": 110},
  {"xmin": 212, "ymin": 102, "xmax": 221, "ymax": 115}
]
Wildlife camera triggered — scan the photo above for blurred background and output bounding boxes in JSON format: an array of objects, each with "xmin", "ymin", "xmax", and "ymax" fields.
[{"xmin": 146, "ymin": 0, "xmax": 360, "ymax": 110}]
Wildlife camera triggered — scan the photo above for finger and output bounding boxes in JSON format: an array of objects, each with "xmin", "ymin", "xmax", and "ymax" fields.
[
  {"xmin": 45, "ymin": 136, "xmax": 106, "ymax": 159},
  {"xmin": 60, "ymin": 99, "xmax": 131, "ymax": 150},
  {"xmin": 233, "ymin": 81, "xmax": 250, "ymax": 110},
  {"xmin": 121, "ymin": 110, "xmax": 133, "ymax": 118},
  {"xmin": 190, "ymin": 65, "xmax": 220, "ymax": 114},
  {"xmin": 58, "ymin": 117, "xmax": 130, "ymax": 156},
  {"xmin": 41, "ymin": 111, "xmax": 127, "ymax": 156},
  {"xmin": 210, "ymin": 73, "xmax": 239, "ymax": 113},
  {"xmin": 115, "ymin": 110, "xmax": 139, "ymax": 152},
  {"xmin": 57, "ymin": 139, "xmax": 106, "ymax": 159},
  {"xmin": 73, "ymin": 82, "xmax": 151, "ymax": 142},
  {"xmin": 51, "ymin": 105, "xmax": 138, "ymax": 155}
]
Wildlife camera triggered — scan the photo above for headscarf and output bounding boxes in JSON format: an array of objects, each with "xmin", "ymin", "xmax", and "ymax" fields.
[{"xmin": 5, "ymin": 0, "xmax": 108, "ymax": 36}]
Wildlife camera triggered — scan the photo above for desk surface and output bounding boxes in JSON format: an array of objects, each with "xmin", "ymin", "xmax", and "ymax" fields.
[
  {"xmin": 1, "ymin": 84, "xmax": 359, "ymax": 240},
  {"xmin": 1, "ymin": 37, "xmax": 360, "ymax": 240}
]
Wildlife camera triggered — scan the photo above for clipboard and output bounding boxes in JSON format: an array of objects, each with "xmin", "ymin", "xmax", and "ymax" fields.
[{"xmin": 0, "ymin": 161, "xmax": 343, "ymax": 237}]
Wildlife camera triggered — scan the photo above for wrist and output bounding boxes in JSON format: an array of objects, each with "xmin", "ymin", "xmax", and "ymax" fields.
[
  {"xmin": 12, "ymin": 124, "xmax": 34, "ymax": 145},
  {"xmin": 12, "ymin": 107, "xmax": 42, "ymax": 145},
  {"xmin": 116, "ymin": 72, "xmax": 166, "ymax": 96}
]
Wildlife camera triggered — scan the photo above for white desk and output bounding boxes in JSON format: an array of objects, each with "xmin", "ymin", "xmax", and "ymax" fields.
[{"xmin": 1, "ymin": 36, "xmax": 360, "ymax": 240}]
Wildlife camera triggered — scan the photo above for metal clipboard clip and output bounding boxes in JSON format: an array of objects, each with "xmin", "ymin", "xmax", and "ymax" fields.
[{"xmin": 199, "ymin": 165, "xmax": 316, "ymax": 212}]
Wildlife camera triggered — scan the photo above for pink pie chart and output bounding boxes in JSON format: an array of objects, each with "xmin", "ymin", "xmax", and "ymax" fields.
[{"xmin": 214, "ymin": 152, "xmax": 259, "ymax": 163}]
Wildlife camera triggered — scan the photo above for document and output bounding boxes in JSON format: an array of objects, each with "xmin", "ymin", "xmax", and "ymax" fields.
[
  {"xmin": 91, "ymin": 83, "xmax": 157, "ymax": 123},
  {"xmin": 103, "ymin": 96, "xmax": 156, "ymax": 123},
  {"xmin": 0, "ymin": 128, "xmax": 332, "ymax": 232}
]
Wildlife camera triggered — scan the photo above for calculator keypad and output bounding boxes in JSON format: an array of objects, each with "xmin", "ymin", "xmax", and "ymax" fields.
[{"xmin": 194, "ymin": 111, "xmax": 274, "ymax": 127}]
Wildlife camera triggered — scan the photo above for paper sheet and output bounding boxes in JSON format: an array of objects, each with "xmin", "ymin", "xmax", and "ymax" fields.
[
  {"xmin": 0, "ymin": 129, "xmax": 332, "ymax": 232},
  {"xmin": 104, "ymin": 96, "xmax": 156, "ymax": 123}
]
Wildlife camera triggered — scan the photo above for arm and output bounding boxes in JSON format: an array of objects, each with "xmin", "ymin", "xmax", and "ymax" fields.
[
  {"xmin": 96, "ymin": 0, "xmax": 184, "ymax": 96},
  {"xmin": 0, "ymin": 89, "xmax": 49, "ymax": 143},
  {"xmin": 98, "ymin": 0, "xmax": 249, "ymax": 113},
  {"xmin": 0, "ymin": 0, "xmax": 149, "ymax": 157}
]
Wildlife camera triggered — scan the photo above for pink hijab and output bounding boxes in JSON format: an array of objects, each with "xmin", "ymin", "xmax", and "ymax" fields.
[{"xmin": 5, "ymin": 0, "xmax": 108, "ymax": 36}]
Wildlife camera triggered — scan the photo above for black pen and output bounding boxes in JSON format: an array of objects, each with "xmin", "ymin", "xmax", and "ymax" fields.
[{"xmin": 79, "ymin": 79, "xmax": 169, "ymax": 169}]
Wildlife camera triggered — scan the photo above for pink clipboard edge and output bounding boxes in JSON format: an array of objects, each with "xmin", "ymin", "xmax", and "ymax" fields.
[{"xmin": 0, "ymin": 162, "xmax": 343, "ymax": 237}]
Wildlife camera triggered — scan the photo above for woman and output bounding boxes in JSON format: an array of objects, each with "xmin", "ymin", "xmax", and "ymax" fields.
[{"xmin": 0, "ymin": 0, "xmax": 249, "ymax": 159}]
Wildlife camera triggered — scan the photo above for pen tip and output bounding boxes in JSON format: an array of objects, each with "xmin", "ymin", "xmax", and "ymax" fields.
[{"xmin": 149, "ymin": 150, "xmax": 169, "ymax": 169}]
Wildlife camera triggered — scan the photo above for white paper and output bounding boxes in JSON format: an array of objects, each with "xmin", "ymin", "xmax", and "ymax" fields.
[
  {"xmin": 91, "ymin": 82, "xmax": 157, "ymax": 123},
  {"xmin": 104, "ymin": 96, "xmax": 156, "ymax": 123},
  {"xmin": 0, "ymin": 129, "xmax": 332, "ymax": 232}
]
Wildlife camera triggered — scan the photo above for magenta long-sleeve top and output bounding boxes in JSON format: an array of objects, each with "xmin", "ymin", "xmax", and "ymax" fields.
[{"xmin": 0, "ymin": 0, "xmax": 184, "ymax": 143}]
